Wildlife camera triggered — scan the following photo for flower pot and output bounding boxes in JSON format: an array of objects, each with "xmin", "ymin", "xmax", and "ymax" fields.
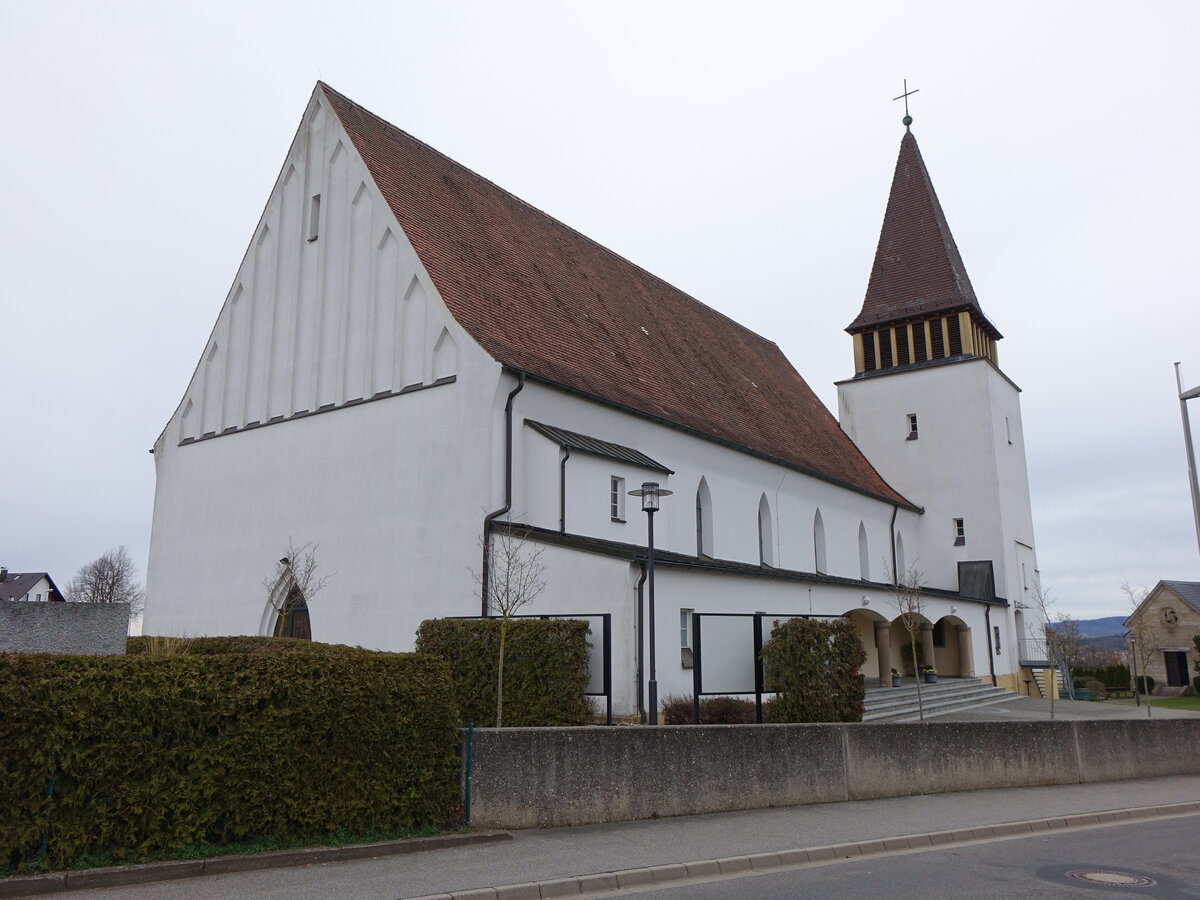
[
  {"xmin": 891, "ymin": 675, "xmax": 901, "ymax": 687},
  {"xmin": 924, "ymin": 673, "xmax": 938, "ymax": 684}
]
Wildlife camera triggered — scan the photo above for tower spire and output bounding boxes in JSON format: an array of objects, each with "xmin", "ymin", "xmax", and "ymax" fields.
[{"xmin": 846, "ymin": 126, "xmax": 1002, "ymax": 375}]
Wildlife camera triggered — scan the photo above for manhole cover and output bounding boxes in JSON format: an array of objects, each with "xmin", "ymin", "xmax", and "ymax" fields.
[{"xmin": 1065, "ymin": 869, "xmax": 1157, "ymax": 887}]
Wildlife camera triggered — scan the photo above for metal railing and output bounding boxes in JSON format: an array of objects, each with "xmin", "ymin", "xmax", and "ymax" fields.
[{"xmin": 1018, "ymin": 636, "xmax": 1049, "ymax": 663}]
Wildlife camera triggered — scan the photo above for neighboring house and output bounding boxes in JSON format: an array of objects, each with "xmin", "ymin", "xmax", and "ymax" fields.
[
  {"xmin": 0, "ymin": 568, "xmax": 65, "ymax": 602},
  {"xmin": 144, "ymin": 84, "xmax": 1045, "ymax": 717},
  {"xmin": 1124, "ymin": 580, "xmax": 1200, "ymax": 693}
]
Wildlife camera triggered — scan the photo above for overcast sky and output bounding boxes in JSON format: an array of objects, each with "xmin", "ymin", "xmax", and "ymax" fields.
[{"xmin": 2, "ymin": 1, "xmax": 1197, "ymax": 619}]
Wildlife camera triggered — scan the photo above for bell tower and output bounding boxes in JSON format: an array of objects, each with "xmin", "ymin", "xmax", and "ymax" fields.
[{"xmin": 837, "ymin": 115, "xmax": 1041, "ymax": 684}]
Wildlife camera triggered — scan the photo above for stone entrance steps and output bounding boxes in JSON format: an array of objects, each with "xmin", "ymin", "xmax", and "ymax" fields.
[{"xmin": 863, "ymin": 677, "xmax": 1019, "ymax": 723}]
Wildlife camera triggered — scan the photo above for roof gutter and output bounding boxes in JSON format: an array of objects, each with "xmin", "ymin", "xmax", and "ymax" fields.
[{"xmin": 481, "ymin": 371, "xmax": 526, "ymax": 615}]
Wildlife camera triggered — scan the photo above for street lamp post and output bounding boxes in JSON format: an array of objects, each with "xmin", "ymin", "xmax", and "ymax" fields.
[
  {"xmin": 1175, "ymin": 363, "xmax": 1200, "ymax": 558},
  {"xmin": 1129, "ymin": 633, "xmax": 1140, "ymax": 708},
  {"xmin": 630, "ymin": 481, "xmax": 672, "ymax": 725}
]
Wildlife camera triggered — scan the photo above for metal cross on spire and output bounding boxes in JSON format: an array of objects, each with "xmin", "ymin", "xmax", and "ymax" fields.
[{"xmin": 893, "ymin": 79, "xmax": 919, "ymax": 129}]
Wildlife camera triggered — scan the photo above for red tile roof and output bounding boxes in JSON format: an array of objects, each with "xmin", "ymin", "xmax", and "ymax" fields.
[
  {"xmin": 320, "ymin": 84, "xmax": 912, "ymax": 508},
  {"xmin": 848, "ymin": 130, "xmax": 1001, "ymax": 339}
]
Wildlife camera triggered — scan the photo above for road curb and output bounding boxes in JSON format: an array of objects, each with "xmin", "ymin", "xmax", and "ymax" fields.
[
  {"xmin": 407, "ymin": 800, "xmax": 1200, "ymax": 900},
  {"xmin": 0, "ymin": 831, "xmax": 512, "ymax": 898}
]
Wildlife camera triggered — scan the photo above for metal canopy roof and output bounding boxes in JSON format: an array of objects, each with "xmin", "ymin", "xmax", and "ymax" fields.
[{"xmin": 525, "ymin": 420, "xmax": 673, "ymax": 474}]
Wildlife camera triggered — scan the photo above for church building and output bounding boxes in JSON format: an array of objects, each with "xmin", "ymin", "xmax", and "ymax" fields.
[{"xmin": 145, "ymin": 83, "xmax": 1044, "ymax": 716}]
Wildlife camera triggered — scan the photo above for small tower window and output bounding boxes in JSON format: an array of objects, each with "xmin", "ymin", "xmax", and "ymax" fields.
[
  {"xmin": 906, "ymin": 413, "xmax": 919, "ymax": 440},
  {"xmin": 1006, "ymin": 417, "xmax": 1013, "ymax": 445},
  {"xmin": 307, "ymin": 194, "xmax": 321, "ymax": 242},
  {"xmin": 953, "ymin": 518, "xmax": 966, "ymax": 546},
  {"xmin": 896, "ymin": 326, "xmax": 911, "ymax": 365}
]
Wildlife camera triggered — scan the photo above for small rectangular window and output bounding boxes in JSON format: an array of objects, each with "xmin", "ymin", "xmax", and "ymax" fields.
[
  {"xmin": 953, "ymin": 518, "xmax": 965, "ymax": 546},
  {"xmin": 993, "ymin": 625, "xmax": 1002, "ymax": 654},
  {"xmin": 308, "ymin": 194, "xmax": 321, "ymax": 242},
  {"xmin": 906, "ymin": 413, "xmax": 919, "ymax": 440},
  {"xmin": 680, "ymin": 608, "xmax": 694, "ymax": 668},
  {"xmin": 610, "ymin": 476, "xmax": 626, "ymax": 521}
]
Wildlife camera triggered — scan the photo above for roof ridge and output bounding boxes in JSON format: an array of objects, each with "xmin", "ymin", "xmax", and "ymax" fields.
[{"xmin": 317, "ymin": 82, "xmax": 773, "ymax": 347}]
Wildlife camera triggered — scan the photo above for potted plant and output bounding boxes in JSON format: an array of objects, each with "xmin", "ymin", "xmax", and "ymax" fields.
[
  {"xmin": 890, "ymin": 668, "xmax": 901, "ymax": 687},
  {"xmin": 921, "ymin": 665, "xmax": 938, "ymax": 684}
]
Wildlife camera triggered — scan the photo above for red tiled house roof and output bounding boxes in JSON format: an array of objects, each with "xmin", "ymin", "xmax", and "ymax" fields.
[
  {"xmin": 321, "ymin": 84, "xmax": 912, "ymax": 508},
  {"xmin": 848, "ymin": 130, "xmax": 1001, "ymax": 339}
]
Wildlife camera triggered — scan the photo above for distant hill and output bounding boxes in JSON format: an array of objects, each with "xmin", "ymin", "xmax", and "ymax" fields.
[
  {"xmin": 1067, "ymin": 616, "xmax": 1127, "ymax": 638},
  {"xmin": 1047, "ymin": 616, "xmax": 1128, "ymax": 653}
]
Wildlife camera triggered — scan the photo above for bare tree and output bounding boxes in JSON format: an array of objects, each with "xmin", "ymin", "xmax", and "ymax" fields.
[
  {"xmin": 472, "ymin": 521, "xmax": 547, "ymax": 728},
  {"xmin": 1122, "ymin": 582, "xmax": 1160, "ymax": 718},
  {"xmin": 890, "ymin": 563, "xmax": 928, "ymax": 721},
  {"xmin": 263, "ymin": 540, "xmax": 330, "ymax": 637},
  {"xmin": 1028, "ymin": 578, "xmax": 1060, "ymax": 718},
  {"xmin": 67, "ymin": 546, "xmax": 144, "ymax": 617},
  {"xmin": 1054, "ymin": 614, "xmax": 1085, "ymax": 683}
]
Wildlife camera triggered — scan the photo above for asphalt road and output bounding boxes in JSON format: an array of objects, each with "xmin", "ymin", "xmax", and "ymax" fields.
[{"xmin": 633, "ymin": 815, "xmax": 1200, "ymax": 899}]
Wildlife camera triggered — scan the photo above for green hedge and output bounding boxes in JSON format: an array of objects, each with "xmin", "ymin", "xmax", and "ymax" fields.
[
  {"xmin": 0, "ymin": 642, "xmax": 460, "ymax": 872},
  {"xmin": 761, "ymin": 617, "xmax": 866, "ymax": 723},
  {"xmin": 416, "ymin": 618, "xmax": 590, "ymax": 727}
]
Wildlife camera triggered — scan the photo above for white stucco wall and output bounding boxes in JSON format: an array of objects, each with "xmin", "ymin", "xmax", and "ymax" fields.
[{"xmin": 146, "ymin": 87, "xmax": 505, "ymax": 650}]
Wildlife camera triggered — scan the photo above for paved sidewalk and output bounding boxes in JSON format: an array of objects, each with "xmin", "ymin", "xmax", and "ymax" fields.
[
  {"xmin": 936, "ymin": 694, "xmax": 1200, "ymax": 721},
  {"xmin": 26, "ymin": 774, "xmax": 1200, "ymax": 900}
]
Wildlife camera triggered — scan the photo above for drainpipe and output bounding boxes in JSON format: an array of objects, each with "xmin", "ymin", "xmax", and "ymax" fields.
[
  {"xmin": 635, "ymin": 563, "xmax": 647, "ymax": 722},
  {"xmin": 559, "ymin": 446, "xmax": 571, "ymax": 533},
  {"xmin": 481, "ymin": 371, "xmax": 526, "ymax": 615},
  {"xmin": 984, "ymin": 605, "xmax": 998, "ymax": 687},
  {"xmin": 888, "ymin": 505, "xmax": 898, "ymax": 582}
]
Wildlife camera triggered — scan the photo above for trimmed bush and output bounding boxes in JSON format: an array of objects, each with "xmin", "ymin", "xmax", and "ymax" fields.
[
  {"xmin": 1136, "ymin": 674, "xmax": 1156, "ymax": 694},
  {"xmin": 761, "ymin": 617, "xmax": 867, "ymax": 723},
  {"xmin": 0, "ymin": 644, "xmax": 460, "ymax": 872},
  {"xmin": 660, "ymin": 694, "xmax": 758, "ymax": 725},
  {"xmin": 1085, "ymin": 678, "xmax": 1107, "ymax": 700},
  {"xmin": 1073, "ymin": 664, "xmax": 1130, "ymax": 688},
  {"xmin": 416, "ymin": 618, "xmax": 590, "ymax": 727}
]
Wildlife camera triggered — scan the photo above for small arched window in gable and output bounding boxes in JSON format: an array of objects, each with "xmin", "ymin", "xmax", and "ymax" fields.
[
  {"xmin": 814, "ymin": 509, "xmax": 827, "ymax": 575},
  {"xmin": 858, "ymin": 521, "xmax": 870, "ymax": 581},
  {"xmin": 432, "ymin": 327, "xmax": 458, "ymax": 382},
  {"xmin": 758, "ymin": 494, "xmax": 774, "ymax": 567},
  {"xmin": 696, "ymin": 478, "xmax": 714, "ymax": 558}
]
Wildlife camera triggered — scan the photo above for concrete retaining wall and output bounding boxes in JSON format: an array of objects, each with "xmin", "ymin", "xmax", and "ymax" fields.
[
  {"xmin": 0, "ymin": 600, "xmax": 129, "ymax": 655},
  {"xmin": 466, "ymin": 719, "xmax": 1200, "ymax": 828}
]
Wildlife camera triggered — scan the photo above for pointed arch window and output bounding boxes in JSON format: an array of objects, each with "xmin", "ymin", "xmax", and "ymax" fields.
[
  {"xmin": 758, "ymin": 494, "xmax": 774, "ymax": 567},
  {"xmin": 858, "ymin": 521, "xmax": 870, "ymax": 580},
  {"xmin": 813, "ymin": 509, "xmax": 827, "ymax": 574},
  {"xmin": 696, "ymin": 478, "xmax": 713, "ymax": 558},
  {"xmin": 895, "ymin": 532, "xmax": 906, "ymax": 581},
  {"xmin": 272, "ymin": 582, "xmax": 312, "ymax": 640}
]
